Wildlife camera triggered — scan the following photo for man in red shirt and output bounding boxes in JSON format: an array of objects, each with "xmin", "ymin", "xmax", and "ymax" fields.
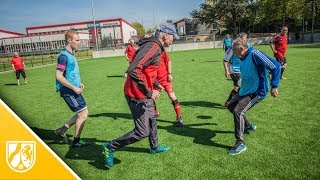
[
  {"xmin": 103, "ymin": 23, "xmax": 180, "ymax": 168},
  {"xmin": 125, "ymin": 38, "xmax": 136, "ymax": 62},
  {"xmin": 124, "ymin": 39, "xmax": 136, "ymax": 77},
  {"xmin": 11, "ymin": 52, "xmax": 28, "ymax": 85},
  {"xmin": 270, "ymin": 26, "xmax": 288, "ymax": 79},
  {"xmin": 155, "ymin": 51, "xmax": 183, "ymax": 127}
]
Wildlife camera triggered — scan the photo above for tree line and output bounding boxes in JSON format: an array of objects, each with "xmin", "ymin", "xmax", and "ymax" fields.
[{"xmin": 191, "ymin": 0, "xmax": 320, "ymax": 37}]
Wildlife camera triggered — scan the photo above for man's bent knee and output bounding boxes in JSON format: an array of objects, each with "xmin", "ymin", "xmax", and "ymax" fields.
[{"xmin": 77, "ymin": 108, "xmax": 88, "ymax": 120}]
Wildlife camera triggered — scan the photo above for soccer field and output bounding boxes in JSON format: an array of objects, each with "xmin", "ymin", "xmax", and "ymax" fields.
[{"xmin": 0, "ymin": 44, "xmax": 319, "ymax": 179}]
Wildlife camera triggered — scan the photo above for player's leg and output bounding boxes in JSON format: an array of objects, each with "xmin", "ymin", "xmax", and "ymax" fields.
[
  {"xmin": 55, "ymin": 114, "xmax": 77, "ymax": 143},
  {"xmin": 225, "ymin": 73, "xmax": 240, "ymax": 106},
  {"xmin": 228, "ymin": 94, "xmax": 260, "ymax": 155},
  {"xmin": 16, "ymin": 70, "xmax": 20, "ymax": 86},
  {"xmin": 72, "ymin": 107, "xmax": 90, "ymax": 147},
  {"xmin": 104, "ymin": 97, "xmax": 152, "ymax": 167},
  {"xmin": 280, "ymin": 57, "xmax": 287, "ymax": 79},
  {"xmin": 165, "ymin": 83, "xmax": 183, "ymax": 127},
  {"xmin": 21, "ymin": 70, "xmax": 27, "ymax": 84},
  {"xmin": 147, "ymin": 99, "xmax": 171, "ymax": 154},
  {"xmin": 107, "ymin": 97, "xmax": 152, "ymax": 150}
]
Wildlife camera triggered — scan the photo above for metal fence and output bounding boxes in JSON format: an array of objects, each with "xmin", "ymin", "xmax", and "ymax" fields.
[{"xmin": 0, "ymin": 49, "xmax": 92, "ymax": 72}]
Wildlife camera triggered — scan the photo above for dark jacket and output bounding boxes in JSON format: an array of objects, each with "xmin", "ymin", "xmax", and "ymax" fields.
[{"xmin": 124, "ymin": 36, "xmax": 164, "ymax": 98}]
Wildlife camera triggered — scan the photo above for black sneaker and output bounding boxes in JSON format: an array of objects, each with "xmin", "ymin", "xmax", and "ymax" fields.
[
  {"xmin": 176, "ymin": 116, "xmax": 183, "ymax": 127},
  {"xmin": 71, "ymin": 140, "xmax": 91, "ymax": 148},
  {"xmin": 55, "ymin": 129, "xmax": 69, "ymax": 143}
]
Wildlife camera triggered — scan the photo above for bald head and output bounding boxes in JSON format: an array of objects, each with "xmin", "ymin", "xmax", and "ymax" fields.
[{"xmin": 13, "ymin": 52, "xmax": 19, "ymax": 57}]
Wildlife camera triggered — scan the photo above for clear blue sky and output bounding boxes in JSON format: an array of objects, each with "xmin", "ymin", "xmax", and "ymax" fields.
[{"xmin": 0, "ymin": 0, "xmax": 203, "ymax": 33}]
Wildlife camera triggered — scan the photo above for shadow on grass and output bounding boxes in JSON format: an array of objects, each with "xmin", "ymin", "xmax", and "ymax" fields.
[
  {"xmin": 180, "ymin": 101, "xmax": 225, "ymax": 109},
  {"xmin": 202, "ymin": 60, "xmax": 221, "ymax": 63},
  {"xmin": 32, "ymin": 127, "xmax": 68, "ymax": 145},
  {"xmin": 157, "ymin": 119, "xmax": 233, "ymax": 150},
  {"xmin": 30, "ymin": 127, "xmax": 150, "ymax": 170},
  {"xmin": 3, "ymin": 83, "xmax": 18, "ymax": 86},
  {"xmin": 107, "ymin": 75, "xmax": 124, "ymax": 78},
  {"xmin": 89, "ymin": 112, "xmax": 132, "ymax": 120},
  {"xmin": 197, "ymin": 115, "xmax": 213, "ymax": 119}
]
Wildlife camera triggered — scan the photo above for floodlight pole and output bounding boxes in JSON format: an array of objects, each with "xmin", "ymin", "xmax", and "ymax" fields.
[{"xmin": 91, "ymin": 0, "xmax": 99, "ymax": 50}]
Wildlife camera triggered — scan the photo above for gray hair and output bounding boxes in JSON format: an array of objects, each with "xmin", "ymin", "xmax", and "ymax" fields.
[
  {"xmin": 232, "ymin": 38, "xmax": 248, "ymax": 51},
  {"xmin": 239, "ymin": 32, "xmax": 247, "ymax": 38}
]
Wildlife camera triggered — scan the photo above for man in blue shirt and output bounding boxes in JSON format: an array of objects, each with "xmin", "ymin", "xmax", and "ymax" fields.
[
  {"xmin": 223, "ymin": 34, "xmax": 233, "ymax": 52},
  {"xmin": 227, "ymin": 38, "xmax": 281, "ymax": 155},
  {"xmin": 55, "ymin": 30, "xmax": 90, "ymax": 148}
]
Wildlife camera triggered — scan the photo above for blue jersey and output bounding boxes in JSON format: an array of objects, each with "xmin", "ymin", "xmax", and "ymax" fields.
[
  {"xmin": 239, "ymin": 47, "xmax": 281, "ymax": 99},
  {"xmin": 231, "ymin": 55, "xmax": 241, "ymax": 73},
  {"xmin": 56, "ymin": 49, "xmax": 81, "ymax": 93},
  {"xmin": 223, "ymin": 38, "xmax": 233, "ymax": 48}
]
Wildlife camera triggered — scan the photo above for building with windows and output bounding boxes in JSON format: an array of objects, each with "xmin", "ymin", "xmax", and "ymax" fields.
[
  {"xmin": 0, "ymin": 18, "xmax": 137, "ymax": 54},
  {"xmin": 174, "ymin": 18, "xmax": 214, "ymax": 36}
]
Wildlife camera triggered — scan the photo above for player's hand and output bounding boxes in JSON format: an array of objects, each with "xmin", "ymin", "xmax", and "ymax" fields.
[
  {"xmin": 80, "ymin": 83, "xmax": 85, "ymax": 90},
  {"xmin": 225, "ymin": 71, "xmax": 230, "ymax": 79},
  {"xmin": 13, "ymin": 69, "xmax": 16, "ymax": 72},
  {"xmin": 273, "ymin": 50, "xmax": 278, "ymax": 54},
  {"xmin": 73, "ymin": 87, "xmax": 83, "ymax": 95},
  {"xmin": 270, "ymin": 88, "xmax": 278, "ymax": 98},
  {"xmin": 151, "ymin": 90, "xmax": 160, "ymax": 100},
  {"xmin": 168, "ymin": 74, "xmax": 173, "ymax": 82}
]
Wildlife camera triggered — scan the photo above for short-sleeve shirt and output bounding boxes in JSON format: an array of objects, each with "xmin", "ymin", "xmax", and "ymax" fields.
[
  {"xmin": 224, "ymin": 48, "xmax": 240, "ymax": 74},
  {"xmin": 272, "ymin": 34, "xmax": 287, "ymax": 59},
  {"xmin": 223, "ymin": 38, "xmax": 233, "ymax": 48},
  {"xmin": 57, "ymin": 55, "xmax": 68, "ymax": 72},
  {"xmin": 157, "ymin": 51, "xmax": 170, "ymax": 82},
  {"xmin": 11, "ymin": 57, "xmax": 24, "ymax": 70},
  {"xmin": 125, "ymin": 44, "xmax": 136, "ymax": 61}
]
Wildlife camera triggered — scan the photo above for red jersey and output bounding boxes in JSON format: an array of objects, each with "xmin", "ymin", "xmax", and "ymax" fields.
[
  {"xmin": 11, "ymin": 57, "xmax": 24, "ymax": 70},
  {"xmin": 124, "ymin": 37, "xmax": 163, "ymax": 99},
  {"xmin": 125, "ymin": 44, "xmax": 136, "ymax": 61},
  {"xmin": 272, "ymin": 34, "xmax": 287, "ymax": 59},
  {"xmin": 157, "ymin": 51, "xmax": 170, "ymax": 83}
]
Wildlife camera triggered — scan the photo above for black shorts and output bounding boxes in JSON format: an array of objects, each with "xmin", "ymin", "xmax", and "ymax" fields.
[
  {"xmin": 230, "ymin": 73, "xmax": 240, "ymax": 86},
  {"xmin": 276, "ymin": 57, "xmax": 287, "ymax": 66},
  {"xmin": 15, "ymin": 69, "xmax": 26, "ymax": 79}
]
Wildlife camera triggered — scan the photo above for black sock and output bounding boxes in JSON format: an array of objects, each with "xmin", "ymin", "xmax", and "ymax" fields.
[
  {"xmin": 172, "ymin": 99, "xmax": 179, "ymax": 105},
  {"xmin": 73, "ymin": 137, "xmax": 80, "ymax": 144},
  {"xmin": 59, "ymin": 125, "xmax": 68, "ymax": 134}
]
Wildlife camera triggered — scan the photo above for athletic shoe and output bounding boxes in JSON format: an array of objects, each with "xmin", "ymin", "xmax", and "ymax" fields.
[
  {"xmin": 244, "ymin": 123, "xmax": 256, "ymax": 133},
  {"xmin": 150, "ymin": 145, "xmax": 171, "ymax": 154},
  {"xmin": 224, "ymin": 101, "xmax": 228, "ymax": 107},
  {"xmin": 228, "ymin": 143, "xmax": 247, "ymax": 155},
  {"xmin": 102, "ymin": 142, "xmax": 114, "ymax": 167},
  {"xmin": 281, "ymin": 76, "xmax": 287, "ymax": 80},
  {"xmin": 176, "ymin": 116, "xmax": 183, "ymax": 127},
  {"xmin": 55, "ymin": 128, "xmax": 69, "ymax": 143},
  {"xmin": 71, "ymin": 140, "xmax": 91, "ymax": 148}
]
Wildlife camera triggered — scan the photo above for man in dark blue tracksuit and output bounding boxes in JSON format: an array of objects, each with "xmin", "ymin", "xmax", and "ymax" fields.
[{"xmin": 227, "ymin": 38, "xmax": 281, "ymax": 155}]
